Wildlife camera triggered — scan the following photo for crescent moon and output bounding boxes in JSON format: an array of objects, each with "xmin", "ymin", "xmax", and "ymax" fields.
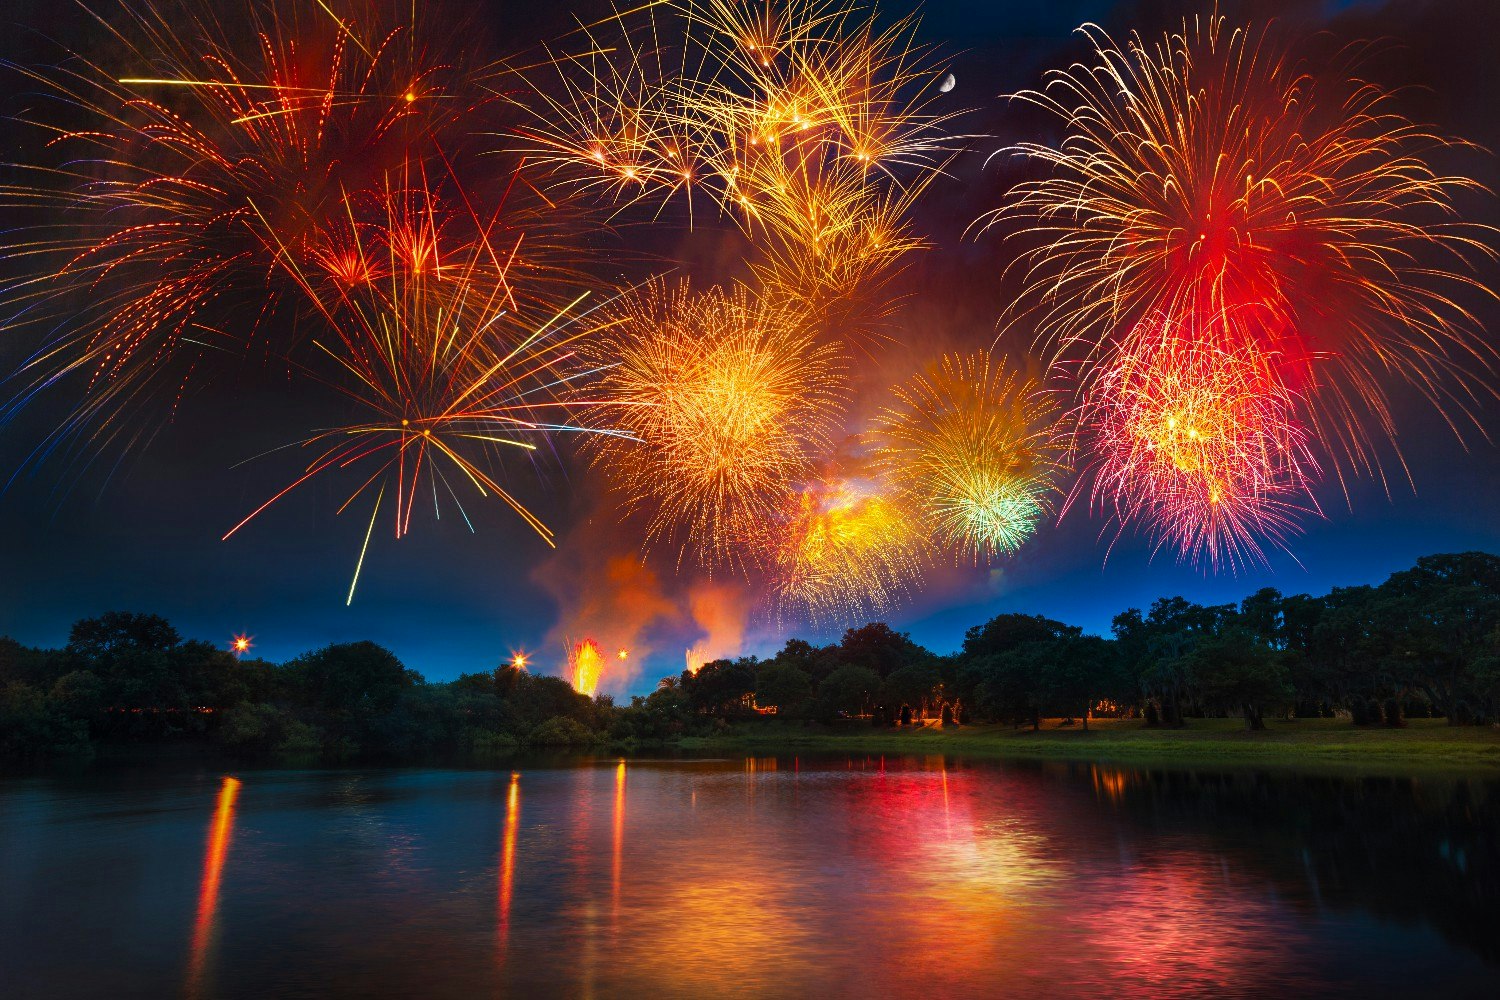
[{"xmin": 939, "ymin": 72, "xmax": 956, "ymax": 93}]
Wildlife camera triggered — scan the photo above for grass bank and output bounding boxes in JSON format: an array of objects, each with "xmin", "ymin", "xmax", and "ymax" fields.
[{"xmin": 674, "ymin": 716, "xmax": 1500, "ymax": 776}]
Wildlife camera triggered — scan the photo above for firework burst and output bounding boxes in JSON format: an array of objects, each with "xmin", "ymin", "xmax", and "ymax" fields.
[
  {"xmin": 1080, "ymin": 311, "xmax": 1321, "ymax": 571},
  {"xmin": 746, "ymin": 166, "xmax": 933, "ymax": 335},
  {"xmin": 584, "ymin": 278, "xmax": 844, "ymax": 572},
  {"xmin": 764, "ymin": 474, "xmax": 926, "ymax": 626},
  {"xmin": 1, "ymin": 0, "xmax": 486, "ymax": 466},
  {"xmin": 518, "ymin": 0, "xmax": 960, "ymax": 207},
  {"xmin": 873, "ymin": 352, "xmax": 1066, "ymax": 563},
  {"xmin": 985, "ymin": 11, "xmax": 1494, "ymax": 486},
  {"xmin": 567, "ymin": 637, "xmax": 605, "ymax": 696},
  {"xmin": 221, "ymin": 179, "xmax": 614, "ymax": 602},
  {"xmin": 515, "ymin": 0, "xmax": 963, "ymax": 341}
]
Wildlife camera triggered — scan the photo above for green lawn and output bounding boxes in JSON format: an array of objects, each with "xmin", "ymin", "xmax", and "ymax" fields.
[{"xmin": 674, "ymin": 716, "xmax": 1500, "ymax": 775}]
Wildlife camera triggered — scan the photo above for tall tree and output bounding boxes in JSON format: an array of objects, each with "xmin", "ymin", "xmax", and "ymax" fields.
[{"xmin": 1187, "ymin": 627, "xmax": 1291, "ymax": 729}]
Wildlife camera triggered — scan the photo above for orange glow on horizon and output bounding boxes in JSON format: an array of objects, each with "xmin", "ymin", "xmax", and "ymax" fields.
[{"xmin": 186, "ymin": 776, "xmax": 240, "ymax": 997}]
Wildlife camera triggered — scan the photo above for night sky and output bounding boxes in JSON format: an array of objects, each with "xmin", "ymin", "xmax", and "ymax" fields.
[{"xmin": 2, "ymin": 0, "xmax": 1498, "ymax": 691}]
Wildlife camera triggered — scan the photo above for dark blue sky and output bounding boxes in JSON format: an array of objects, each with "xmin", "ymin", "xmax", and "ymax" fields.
[{"xmin": 3, "ymin": 0, "xmax": 1497, "ymax": 691}]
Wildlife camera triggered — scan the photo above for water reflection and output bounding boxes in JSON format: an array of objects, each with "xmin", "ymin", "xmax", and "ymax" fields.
[
  {"xmin": 1074, "ymin": 766, "xmax": 1500, "ymax": 968},
  {"xmin": 497, "ymin": 772, "xmax": 519, "ymax": 955},
  {"xmin": 612, "ymin": 760, "xmax": 626, "ymax": 926},
  {"xmin": 186, "ymin": 775, "xmax": 240, "ymax": 998},
  {"xmin": 1090, "ymin": 763, "xmax": 1133, "ymax": 803},
  {"xmin": 0, "ymin": 758, "xmax": 1495, "ymax": 998}
]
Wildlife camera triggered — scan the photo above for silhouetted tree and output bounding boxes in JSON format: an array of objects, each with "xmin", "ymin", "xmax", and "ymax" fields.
[
  {"xmin": 681, "ymin": 657, "xmax": 758, "ymax": 717},
  {"xmin": 836, "ymin": 623, "xmax": 929, "ymax": 678},
  {"xmin": 67, "ymin": 612, "xmax": 180, "ymax": 660},
  {"xmin": 755, "ymin": 661, "xmax": 814, "ymax": 716},
  {"xmin": 883, "ymin": 662, "xmax": 942, "ymax": 721},
  {"xmin": 817, "ymin": 665, "xmax": 882, "ymax": 720},
  {"xmin": 1187, "ymin": 627, "xmax": 1292, "ymax": 729}
]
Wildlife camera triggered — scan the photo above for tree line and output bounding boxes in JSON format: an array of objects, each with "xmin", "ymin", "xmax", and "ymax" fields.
[
  {"xmin": 3, "ymin": 551, "xmax": 1499, "ymax": 759},
  {"xmin": 644, "ymin": 551, "xmax": 1500, "ymax": 735},
  {"xmin": 0, "ymin": 614, "xmax": 609, "ymax": 759}
]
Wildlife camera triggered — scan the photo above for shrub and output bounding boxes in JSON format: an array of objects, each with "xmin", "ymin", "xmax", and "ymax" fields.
[
  {"xmin": 0, "ymin": 682, "xmax": 90, "ymax": 758},
  {"xmin": 529, "ymin": 715, "xmax": 598, "ymax": 747},
  {"xmin": 469, "ymin": 728, "xmax": 521, "ymax": 755}
]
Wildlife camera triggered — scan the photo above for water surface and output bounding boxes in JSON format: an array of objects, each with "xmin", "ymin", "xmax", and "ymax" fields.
[{"xmin": 2, "ymin": 755, "xmax": 1496, "ymax": 998}]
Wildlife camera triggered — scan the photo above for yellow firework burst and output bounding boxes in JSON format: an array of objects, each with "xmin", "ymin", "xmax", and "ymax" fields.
[
  {"xmin": 515, "ymin": 0, "xmax": 963, "ymax": 341},
  {"xmin": 584, "ymin": 278, "xmax": 844, "ymax": 571},
  {"xmin": 764, "ymin": 475, "xmax": 926, "ymax": 625},
  {"xmin": 872, "ymin": 352, "xmax": 1066, "ymax": 563}
]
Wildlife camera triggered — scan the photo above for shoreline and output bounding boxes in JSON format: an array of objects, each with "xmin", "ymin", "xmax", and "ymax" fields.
[
  {"xmin": 7, "ymin": 717, "xmax": 1498, "ymax": 780},
  {"xmin": 666, "ymin": 716, "xmax": 1500, "ymax": 777}
]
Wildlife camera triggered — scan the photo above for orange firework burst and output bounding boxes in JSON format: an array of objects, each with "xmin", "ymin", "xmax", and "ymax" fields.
[
  {"xmin": 584, "ymin": 278, "xmax": 844, "ymax": 571},
  {"xmin": 872, "ymin": 352, "xmax": 1066, "ymax": 563},
  {"xmin": 1081, "ymin": 312, "xmax": 1320, "ymax": 571},
  {"xmin": 764, "ymin": 474, "xmax": 926, "ymax": 625},
  {"xmin": 221, "ymin": 179, "xmax": 614, "ymax": 603},
  {"xmin": 516, "ymin": 0, "xmax": 964, "ymax": 340},
  {"xmin": 1, "ymin": 0, "xmax": 485, "ymax": 464},
  {"xmin": 986, "ymin": 11, "xmax": 1494, "ymax": 485},
  {"xmin": 568, "ymin": 637, "xmax": 605, "ymax": 696}
]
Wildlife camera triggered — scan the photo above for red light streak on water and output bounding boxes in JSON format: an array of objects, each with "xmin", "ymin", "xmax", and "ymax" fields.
[{"xmin": 186, "ymin": 776, "xmax": 240, "ymax": 998}]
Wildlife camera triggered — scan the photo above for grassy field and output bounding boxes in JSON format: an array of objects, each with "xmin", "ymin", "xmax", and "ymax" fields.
[{"xmin": 674, "ymin": 716, "xmax": 1500, "ymax": 775}]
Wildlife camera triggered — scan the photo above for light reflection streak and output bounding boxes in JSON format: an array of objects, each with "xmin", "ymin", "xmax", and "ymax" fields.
[
  {"xmin": 612, "ymin": 760, "xmax": 626, "ymax": 926},
  {"xmin": 498, "ymin": 772, "xmax": 520, "ymax": 955},
  {"xmin": 936, "ymin": 757, "xmax": 951, "ymax": 833},
  {"xmin": 1090, "ymin": 765, "xmax": 1132, "ymax": 804},
  {"xmin": 186, "ymin": 776, "xmax": 240, "ymax": 998}
]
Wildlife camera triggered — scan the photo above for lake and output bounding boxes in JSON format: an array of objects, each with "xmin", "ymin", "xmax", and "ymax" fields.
[{"xmin": 1, "ymin": 755, "xmax": 1496, "ymax": 998}]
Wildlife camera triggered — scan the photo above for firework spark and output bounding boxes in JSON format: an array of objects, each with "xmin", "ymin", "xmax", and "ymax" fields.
[{"xmin": 873, "ymin": 352, "xmax": 1066, "ymax": 563}]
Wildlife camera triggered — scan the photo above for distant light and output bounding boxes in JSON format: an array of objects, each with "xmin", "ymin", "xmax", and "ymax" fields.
[
  {"xmin": 511, "ymin": 651, "xmax": 529, "ymax": 670},
  {"xmin": 230, "ymin": 634, "xmax": 253, "ymax": 658},
  {"xmin": 617, "ymin": 648, "xmax": 629, "ymax": 661}
]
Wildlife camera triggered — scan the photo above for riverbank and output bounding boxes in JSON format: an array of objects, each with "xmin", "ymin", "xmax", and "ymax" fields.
[
  {"xmin": 673, "ymin": 716, "xmax": 1500, "ymax": 775},
  {"xmin": 13, "ymin": 718, "xmax": 1498, "ymax": 778}
]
